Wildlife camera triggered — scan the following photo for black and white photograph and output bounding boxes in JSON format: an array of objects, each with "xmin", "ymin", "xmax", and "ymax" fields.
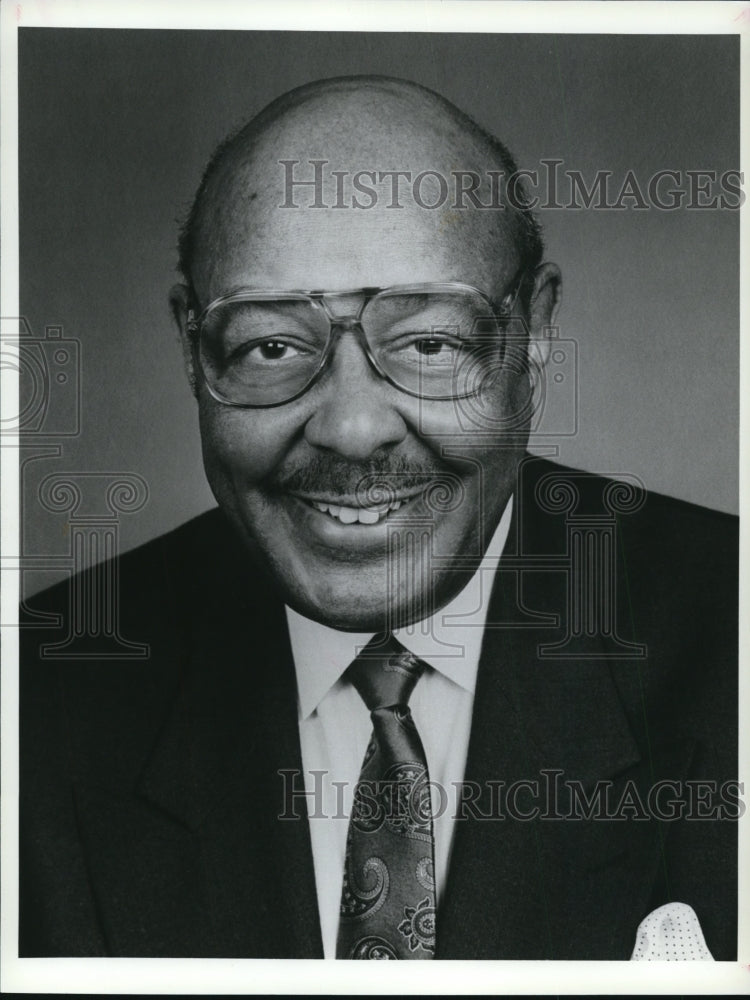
[{"xmin": 1, "ymin": 1, "xmax": 746, "ymax": 993}]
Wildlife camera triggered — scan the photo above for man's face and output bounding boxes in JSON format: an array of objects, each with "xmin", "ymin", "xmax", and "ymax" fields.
[{"xmin": 174, "ymin": 92, "xmax": 559, "ymax": 631}]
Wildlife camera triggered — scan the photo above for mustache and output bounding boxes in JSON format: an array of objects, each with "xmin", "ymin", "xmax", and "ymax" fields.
[{"xmin": 271, "ymin": 454, "xmax": 444, "ymax": 499}]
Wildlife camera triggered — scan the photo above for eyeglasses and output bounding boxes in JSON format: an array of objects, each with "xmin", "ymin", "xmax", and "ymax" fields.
[{"xmin": 186, "ymin": 272, "xmax": 527, "ymax": 408}]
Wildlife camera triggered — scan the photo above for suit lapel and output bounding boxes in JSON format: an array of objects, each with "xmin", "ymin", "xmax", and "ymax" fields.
[
  {"xmin": 78, "ymin": 535, "xmax": 323, "ymax": 957},
  {"xmin": 438, "ymin": 457, "xmax": 695, "ymax": 958}
]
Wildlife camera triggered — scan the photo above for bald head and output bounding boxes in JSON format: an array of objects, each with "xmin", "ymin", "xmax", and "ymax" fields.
[{"xmin": 178, "ymin": 75, "xmax": 543, "ymax": 304}]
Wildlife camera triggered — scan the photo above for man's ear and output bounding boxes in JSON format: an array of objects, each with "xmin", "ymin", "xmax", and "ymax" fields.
[
  {"xmin": 169, "ymin": 283, "xmax": 199, "ymax": 398},
  {"xmin": 526, "ymin": 262, "xmax": 562, "ymax": 374}
]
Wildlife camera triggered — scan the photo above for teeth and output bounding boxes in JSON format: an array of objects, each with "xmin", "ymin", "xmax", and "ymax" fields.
[
  {"xmin": 310, "ymin": 497, "xmax": 411, "ymax": 524},
  {"xmin": 358, "ymin": 508, "xmax": 381, "ymax": 525}
]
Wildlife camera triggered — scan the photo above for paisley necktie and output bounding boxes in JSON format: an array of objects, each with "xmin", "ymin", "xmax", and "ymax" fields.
[{"xmin": 336, "ymin": 634, "xmax": 436, "ymax": 960}]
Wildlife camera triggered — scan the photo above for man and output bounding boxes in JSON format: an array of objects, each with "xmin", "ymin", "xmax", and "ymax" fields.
[{"xmin": 20, "ymin": 76, "xmax": 738, "ymax": 960}]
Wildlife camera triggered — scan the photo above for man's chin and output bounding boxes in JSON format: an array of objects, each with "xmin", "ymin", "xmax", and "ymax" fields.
[
  {"xmin": 281, "ymin": 570, "xmax": 461, "ymax": 632},
  {"xmin": 231, "ymin": 494, "xmax": 481, "ymax": 629},
  {"xmin": 283, "ymin": 587, "xmax": 400, "ymax": 633}
]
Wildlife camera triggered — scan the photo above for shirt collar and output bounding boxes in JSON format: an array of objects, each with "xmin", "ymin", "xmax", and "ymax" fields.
[{"xmin": 287, "ymin": 495, "xmax": 513, "ymax": 720}]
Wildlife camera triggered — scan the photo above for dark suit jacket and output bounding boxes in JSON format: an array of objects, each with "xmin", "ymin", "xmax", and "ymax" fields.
[{"xmin": 19, "ymin": 456, "xmax": 738, "ymax": 958}]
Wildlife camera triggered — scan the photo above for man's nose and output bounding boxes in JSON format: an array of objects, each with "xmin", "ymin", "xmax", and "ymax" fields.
[{"xmin": 303, "ymin": 334, "xmax": 408, "ymax": 460}]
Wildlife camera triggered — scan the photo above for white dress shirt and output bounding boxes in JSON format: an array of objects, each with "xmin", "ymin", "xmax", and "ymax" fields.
[{"xmin": 285, "ymin": 496, "xmax": 513, "ymax": 958}]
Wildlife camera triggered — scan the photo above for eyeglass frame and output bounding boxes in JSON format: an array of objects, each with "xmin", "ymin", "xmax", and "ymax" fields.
[{"xmin": 186, "ymin": 268, "xmax": 530, "ymax": 409}]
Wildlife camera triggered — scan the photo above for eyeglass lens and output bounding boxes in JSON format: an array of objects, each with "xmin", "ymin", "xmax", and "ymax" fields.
[{"xmin": 198, "ymin": 290, "xmax": 514, "ymax": 406}]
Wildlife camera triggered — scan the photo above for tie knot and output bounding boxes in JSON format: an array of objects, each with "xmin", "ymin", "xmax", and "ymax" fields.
[{"xmin": 346, "ymin": 634, "xmax": 426, "ymax": 712}]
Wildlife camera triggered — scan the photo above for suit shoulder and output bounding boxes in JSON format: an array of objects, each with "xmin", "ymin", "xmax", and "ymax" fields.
[
  {"xmin": 631, "ymin": 486, "xmax": 736, "ymax": 535},
  {"xmin": 621, "ymin": 486, "xmax": 736, "ymax": 572},
  {"xmin": 518, "ymin": 454, "xmax": 736, "ymax": 547},
  {"xmin": 23, "ymin": 507, "xmax": 241, "ymax": 619}
]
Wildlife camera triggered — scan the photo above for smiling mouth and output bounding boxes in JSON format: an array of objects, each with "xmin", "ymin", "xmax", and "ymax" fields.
[{"xmin": 295, "ymin": 492, "xmax": 422, "ymax": 525}]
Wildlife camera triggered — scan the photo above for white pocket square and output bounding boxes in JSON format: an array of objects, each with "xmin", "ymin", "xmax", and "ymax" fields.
[{"xmin": 630, "ymin": 902, "xmax": 714, "ymax": 960}]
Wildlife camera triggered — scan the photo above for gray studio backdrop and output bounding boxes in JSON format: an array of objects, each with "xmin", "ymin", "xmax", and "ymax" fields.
[{"xmin": 18, "ymin": 30, "xmax": 739, "ymax": 596}]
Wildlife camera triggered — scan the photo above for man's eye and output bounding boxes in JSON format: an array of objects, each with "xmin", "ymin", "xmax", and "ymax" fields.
[
  {"xmin": 392, "ymin": 334, "xmax": 465, "ymax": 363},
  {"xmin": 415, "ymin": 338, "xmax": 454, "ymax": 357},
  {"xmin": 229, "ymin": 339, "xmax": 306, "ymax": 363},
  {"xmin": 253, "ymin": 340, "xmax": 300, "ymax": 361}
]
